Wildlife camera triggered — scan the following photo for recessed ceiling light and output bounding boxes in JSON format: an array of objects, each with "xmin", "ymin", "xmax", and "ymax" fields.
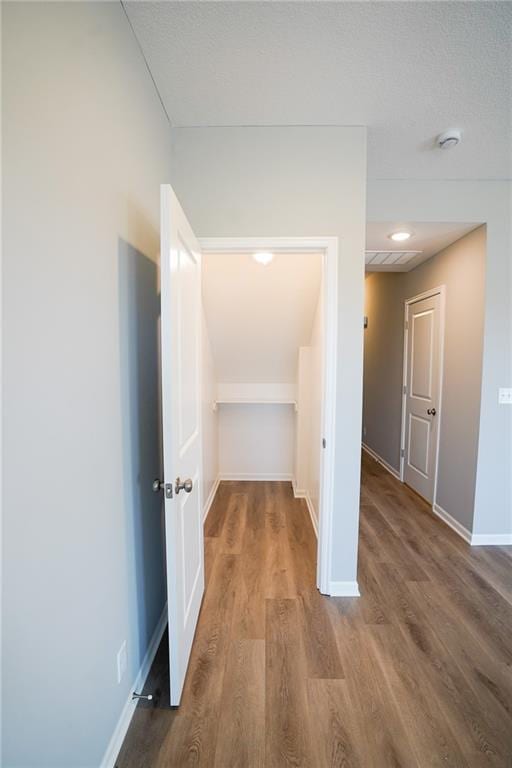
[
  {"xmin": 252, "ymin": 251, "xmax": 274, "ymax": 265},
  {"xmin": 389, "ymin": 231, "xmax": 412, "ymax": 242}
]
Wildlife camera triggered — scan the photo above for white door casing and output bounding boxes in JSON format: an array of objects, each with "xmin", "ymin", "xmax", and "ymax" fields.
[
  {"xmin": 198, "ymin": 236, "xmax": 339, "ymax": 596},
  {"xmin": 160, "ymin": 184, "xmax": 204, "ymax": 706},
  {"xmin": 401, "ymin": 289, "xmax": 444, "ymax": 503}
]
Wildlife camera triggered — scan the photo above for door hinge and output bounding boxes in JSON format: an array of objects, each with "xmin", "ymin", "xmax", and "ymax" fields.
[
  {"xmin": 401, "ymin": 448, "xmax": 405, "ymax": 458},
  {"xmin": 322, "ymin": 438, "xmax": 326, "ymax": 449},
  {"xmin": 403, "ymin": 385, "xmax": 407, "ymax": 395},
  {"xmin": 405, "ymin": 320, "xmax": 409, "ymax": 330}
]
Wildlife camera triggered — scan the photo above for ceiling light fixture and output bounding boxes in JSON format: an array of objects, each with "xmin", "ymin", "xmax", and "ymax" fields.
[
  {"xmin": 252, "ymin": 251, "xmax": 274, "ymax": 266},
  {"xmin": 389, "ymin": 231, "xmax": 412, "ymax": 242}
]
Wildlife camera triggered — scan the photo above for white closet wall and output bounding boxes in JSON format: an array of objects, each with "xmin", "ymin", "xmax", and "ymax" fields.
[
  {"xmin": 294, "ymin": 347, "xmax": 312, "ymax": 493},
  {"xmin": 308, "ymin": 294, "xmax": 324, "ymax": 524},
  {"xmin": 202, "ymin": 251, "xmax": 322, "ymax": 485},
  {"xmin": 219, "ymin": 403, "xmax": 295, "ymax": 479},
  {"xmin": 294, "ymin": 290, "xmax": 324, "ymax": 529},
  {"xmin": 201, "ymin": 311, "xmax": 219, "ymax": 515}
]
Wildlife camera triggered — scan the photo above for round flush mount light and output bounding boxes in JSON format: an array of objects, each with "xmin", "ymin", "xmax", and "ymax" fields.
[
  {"xmin": 389, "ymin": 231, "xmax": 412, "ymax": 242},
  {"xmin": 252, "ymin": 251, "xmax": 274, "ymax": 266},
  {"xmin": 437, "ymin": 129, "xmax": 462, "ymax": 150}
]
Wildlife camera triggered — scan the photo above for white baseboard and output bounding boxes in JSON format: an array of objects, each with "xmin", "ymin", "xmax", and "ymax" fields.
[
  {"xmin": 203, "ymin": 476, "xmax": 220, "ymax": 523},
  {"xmin": 304, "ymin": 494, "xmax": 319, "ymax": 538},
  {"xmin": 100, "ymin": 603, "xmax": 168, "ymax": 768},
  {"xmin": 362, "ymin": 443, "xmax": 401, "ymax": 481},
  {"xmin": 432, "ymin": 502, "xmax": 472, "ymax": 544},
  {"xmin": 292, "ymin": 478, "xmax": 307, "ymax": 498},
  {"xmin": 470, "ymin": 533, "xmax": 512, "ymax": 546},
  {"xmin": 291, "ymin": 481, "xmax": 318, "ymax": 537},
  {"xmin": 328, "ymin": 581, "xmax": 360, "ymax": 597},
  {"xmin": 218, "ymin": 473, "xmax": 293, "ymax": 482}
]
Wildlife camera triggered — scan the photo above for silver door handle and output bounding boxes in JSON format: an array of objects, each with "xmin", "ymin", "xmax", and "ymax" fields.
[
  {"xmin": 427, "ymin": 408, "xmax": 437, "ymax": 416},
  {"xmin": 175, "ymin": 477, "xmax": 193, "ymax": 495}
]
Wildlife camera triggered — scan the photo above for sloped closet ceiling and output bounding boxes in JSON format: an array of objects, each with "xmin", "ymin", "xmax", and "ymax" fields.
[{"xmin": 202, "ymin": 252, "xmax": 322, "ymax": 383}]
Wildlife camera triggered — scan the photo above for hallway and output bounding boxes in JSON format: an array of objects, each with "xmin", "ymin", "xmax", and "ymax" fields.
[{"xmin": 117, "ymin": 456, "xmax": 512, "ymax": 767}]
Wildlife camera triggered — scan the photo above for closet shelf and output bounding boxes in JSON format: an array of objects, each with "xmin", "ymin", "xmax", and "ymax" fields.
[{"xmin": 213, "ymin": 399, "xmax": 298, "ymax": 412}]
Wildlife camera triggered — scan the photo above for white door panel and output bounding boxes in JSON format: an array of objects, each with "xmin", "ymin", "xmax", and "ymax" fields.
[
  {"xmin": 403, "ymin": 293, "xmax": 442, "ymax": 502},
  {"xmin": 160, "ymin": 184, "xmax": 204, "ymax": 706},
  {"xmin": 410, "ymin": 310, "xmax": 434, "ymax": 399}
]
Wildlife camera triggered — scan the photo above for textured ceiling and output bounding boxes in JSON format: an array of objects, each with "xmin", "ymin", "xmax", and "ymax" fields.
[
  {"xmin": 365, "ymin": 221, "xmax": 480, "ymax": 271},
  {"xmin": 124, "ymin": 1, "xmax": 511, "ymax": 180},
  {"xmin": 202, "ymin": 252, "xmax": 322, "ymax": 383}
]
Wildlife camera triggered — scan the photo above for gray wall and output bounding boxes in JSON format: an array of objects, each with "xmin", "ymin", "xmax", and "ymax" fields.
[
  {"xmin": 364, "ymin": 226, "xmax": 486, "ymax": 532},
  {"xmin": 363, "ymin": 273, "xmax": 405, "ymax": 470},
  {"xmin": 171, "ymin": 126, "xmax": 367, "ymax": 586},
  {"xmin": 2, "ymin": 3, "xmax": 170, "ymax": 765},
  {"xmin": 367, "ymin": 180, "xmax": 511, "ymax": 538}
]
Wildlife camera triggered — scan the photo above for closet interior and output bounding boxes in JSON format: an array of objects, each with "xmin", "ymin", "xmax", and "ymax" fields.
[{"xmin": 201, "ymin": 249, "xmax": 325, "ymax": 531}]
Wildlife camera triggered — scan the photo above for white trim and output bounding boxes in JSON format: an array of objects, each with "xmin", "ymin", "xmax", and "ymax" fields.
[
  {"xmin": 292, "ymin": 481, "xmax": 319, "ymax": 538},
  {"xmin": 218, "ymin": 473, "xmax": 293, "ymax": 482},
  {"xmin": 304, "ymin": 494, "xmax": 319, "ymax": 537},
  {"xmin": 400, "ymin": 286, "xmax": 446, "ymax": 509},
  {"xmin": 100, "ymin": 603, "xmax": 168, "ymax": 768},
  {"xmin": 362, "ymin": 443, "xmax": 401, "ymax": 481},
  {"xmin": 432, "ymin": 502, "xmax": 472, "ymax": 544},
  {"xmin": 328, "ymin": 581, "xmax": 360, "ymax": 597},
  {"xmin": 202, "ymin": 476, "xmax": 220, "ymax": 523},
  {"xmin": 470, "ymin": 533, "xmax": 512, "ymax": 546},
  {"xmin": 199, "ymin": 236, "xmax": 339, "ymax": 598}
]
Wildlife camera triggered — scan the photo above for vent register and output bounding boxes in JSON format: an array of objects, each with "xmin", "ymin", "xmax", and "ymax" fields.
[{"xmin": 365, "ymin": 250, "xmax": 422, "ymax": 266}]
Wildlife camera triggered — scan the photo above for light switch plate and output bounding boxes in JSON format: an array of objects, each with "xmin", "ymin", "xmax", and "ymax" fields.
[{"xmin": 498, "ymin": 387, "xmax": 512, "ymax": 405}]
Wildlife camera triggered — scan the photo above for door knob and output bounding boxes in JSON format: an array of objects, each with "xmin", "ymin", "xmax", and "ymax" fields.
[
  {"xmin": 175, "ymin": 477, "xmax": 193, "ymax": 495},
  {"xmin": 427, "ymin": 408, "xmax": 437, "ymax": 416}
]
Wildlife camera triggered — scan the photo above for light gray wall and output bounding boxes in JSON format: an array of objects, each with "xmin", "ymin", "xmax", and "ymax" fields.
[
  {"xmin": 363, "ymin": 273, "xmax": 404, "ymax": 470},
  {"xmin": 367, "ymin": 181, "xmax": 512, "ymax": 538},
  {"xmin": 2, "ymin": 3, "xmax": 171, "ymax": 765},
  {"xmin": 171, "ymin": 126, "xmax": 367, "ymax": 585},
  {"xmin": 364, "ymin": 226, "xmax": 486, "ymax": 532}
]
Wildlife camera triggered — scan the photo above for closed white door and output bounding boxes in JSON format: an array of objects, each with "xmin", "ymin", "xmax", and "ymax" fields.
[
  {"xmin": 159, "ymin": 184, "xmax": 204, "ymax": 706},
  {"xmin": 403, "ymin": 292, "xmax": 442, "ymax": 503}
]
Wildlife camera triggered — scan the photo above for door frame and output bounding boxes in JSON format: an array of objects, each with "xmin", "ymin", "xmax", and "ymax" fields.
[
  {"xmin": 400, "ymin": 285, "xmax": 446, "ymax": 510},
  {"xmin": 199, "ymin": 236, "xmax": 338, "ymax": 595}
]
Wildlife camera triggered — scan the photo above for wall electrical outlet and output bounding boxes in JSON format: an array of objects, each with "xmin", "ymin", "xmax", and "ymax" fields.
[
  {"xmin": 117, "ymin": 641, "xmax": 127, "ymax": 684},
  {"xmin": 498, "ymin": 387, "xmax": 512, "ymax": 405}
]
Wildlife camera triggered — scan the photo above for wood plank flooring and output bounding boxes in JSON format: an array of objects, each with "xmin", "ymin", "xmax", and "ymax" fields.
[{"xmin": 116, "ymin": 454, "xmax": 512, "ymax": 767}]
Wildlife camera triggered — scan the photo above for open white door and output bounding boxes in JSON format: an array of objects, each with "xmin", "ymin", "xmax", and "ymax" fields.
[{"xmin": 158, "ymin": 184, "xmax": 204, "ymax": 706}]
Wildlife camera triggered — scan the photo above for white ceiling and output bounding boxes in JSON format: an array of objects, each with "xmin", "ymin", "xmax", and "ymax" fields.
[
  {"xmin": 365, "ymin": 221, "xmax": 480, "ymax": 271},
  {"xmin": 124, "ymin": 1, "xmax": 511, "ymax": 180},
  {"xmin": 202, "ymin": 251, "xmax": 322, "ymax": 383}
]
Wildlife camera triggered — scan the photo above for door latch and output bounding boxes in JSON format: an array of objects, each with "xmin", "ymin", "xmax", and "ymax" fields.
[{"xmin": 152, "ymin": 478, "xmax": 173, "ymax": 499}]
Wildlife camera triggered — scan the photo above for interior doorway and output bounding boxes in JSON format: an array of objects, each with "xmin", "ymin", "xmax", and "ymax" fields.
[
  {"xmin": 200, "ymin": 237, "xmax": 338, "ymax": 596},
  {"xmin": 158, "ymin": 185, "xmax": 340, "ymax": 707}
]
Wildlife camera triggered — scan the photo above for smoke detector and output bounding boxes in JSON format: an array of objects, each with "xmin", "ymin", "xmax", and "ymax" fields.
[{"xmin": 437, "ymin": 130, "xmax": 462, "ymax": 150}]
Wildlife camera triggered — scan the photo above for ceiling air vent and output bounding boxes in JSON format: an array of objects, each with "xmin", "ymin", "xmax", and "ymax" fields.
[{"xmin": 365, "ymin": 250, "xmax": 422, "ymax": 267}]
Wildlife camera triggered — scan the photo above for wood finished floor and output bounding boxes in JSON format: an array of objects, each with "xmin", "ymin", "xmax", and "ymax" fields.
[{"xmin": 116, "ymin": 453, "xmax": 512, "ymax": 767}]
